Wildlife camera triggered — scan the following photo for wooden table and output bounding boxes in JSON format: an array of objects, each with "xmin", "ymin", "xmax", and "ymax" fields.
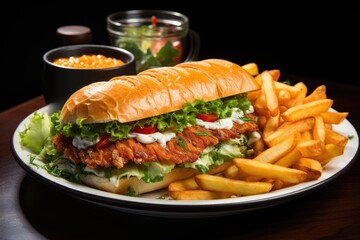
[{"xmin": 1, "ymin": 75, "xmax": 359, "ymax": 239}]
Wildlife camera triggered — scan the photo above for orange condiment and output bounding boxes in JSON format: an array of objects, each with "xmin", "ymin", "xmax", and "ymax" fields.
[{"xmin": 53, "ymin": 54, "xmax": 124, "ymax": 69}]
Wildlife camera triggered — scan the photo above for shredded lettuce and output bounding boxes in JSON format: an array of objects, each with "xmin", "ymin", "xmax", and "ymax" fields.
[{"xmin": 184, "ymin": 135, "xmax": 249, "ymax": 173}]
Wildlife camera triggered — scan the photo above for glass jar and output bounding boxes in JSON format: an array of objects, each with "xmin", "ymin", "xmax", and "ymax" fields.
[{"xmin": 107, "ymin": 9, "xmax": 200, "ymax": 73}]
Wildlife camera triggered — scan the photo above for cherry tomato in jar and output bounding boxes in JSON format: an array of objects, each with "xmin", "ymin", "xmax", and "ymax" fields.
[
  {"xmin": 131, "ymin": 125, "xmax": 157, "ymax": 134},
  {"xmin": 196, "ymin": 113, "xmax": 218, "ymax": 122}
]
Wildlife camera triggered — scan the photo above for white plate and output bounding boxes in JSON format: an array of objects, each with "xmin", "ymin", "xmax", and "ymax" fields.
[{"xmin": 11, "ymin": 105, "xmax": 359, "ymax": 218}]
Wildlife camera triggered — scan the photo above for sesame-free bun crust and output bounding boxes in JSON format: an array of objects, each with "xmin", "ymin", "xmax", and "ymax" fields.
[
  {"xmin": 60, "ymin": 59, "xmax": 259, "ymax": 124},
  {"xmin": 80, "ymin": 167, "xmax": 199, "ymax": 195}
]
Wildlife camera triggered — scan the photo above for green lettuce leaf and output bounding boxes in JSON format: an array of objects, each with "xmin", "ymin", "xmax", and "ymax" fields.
[
  {"xmin": 155, "ymin": 41, "xmax": 179, "ymax": 66},
  {"xmin": 55, "ymin": 94, "xmax": 252, "ymax": 142},
  {"xmin": 184, "ymin": 135, "xmax": 249, "ymax": 173},
  {"xmin": 19, "ymin": 112, "xmax": 53, "ymax": 154}
]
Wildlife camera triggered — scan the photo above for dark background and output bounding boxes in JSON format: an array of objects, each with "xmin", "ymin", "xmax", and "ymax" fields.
[{"xmin": 1, "ymin": 2, "xmax": 358, "ymax": 112}]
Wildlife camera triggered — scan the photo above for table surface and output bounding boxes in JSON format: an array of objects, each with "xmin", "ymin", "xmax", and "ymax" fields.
[{"xmin": 1, "ymin": 74, "xmax": 360, "ymax": 240}]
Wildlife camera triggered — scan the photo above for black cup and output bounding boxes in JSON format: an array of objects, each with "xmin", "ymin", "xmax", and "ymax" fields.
[{"xmin": 42, "ymin": 44, "xmax": 135, "ymax": 112}]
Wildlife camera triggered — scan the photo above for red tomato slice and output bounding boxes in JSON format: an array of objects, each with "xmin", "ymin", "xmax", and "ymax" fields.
[
  {"xmin": 150, "ymin": 39, "xmax": 183, "ymax": 64},
  {"xmin": 196, "ymin": 113, "xmax": 218, "ymax": 122},
  {"xmin": 172, "ymin": 40, "xmax": 183, "ymax": 63},
  {"xmin": 131, "ymin": 125, "xmax": 157, "ymax": 134},
  {"xmin": 95, "ymin": 133, "xmax": 111, "ymax": 149},
  {"xmin": 150, "ymin": 39, "xmax": 166, "ymax": 54}
]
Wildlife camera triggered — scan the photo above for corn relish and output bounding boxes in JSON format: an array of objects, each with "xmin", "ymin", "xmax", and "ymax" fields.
[{"xmin": 53, "ymin": 54, "xmax": 124, "ymax": 69}]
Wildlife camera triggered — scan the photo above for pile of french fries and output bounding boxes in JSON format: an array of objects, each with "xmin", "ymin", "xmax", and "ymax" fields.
[{"xmin": 168, "ymin": 63, "xmax": 349, "ymax": 200}]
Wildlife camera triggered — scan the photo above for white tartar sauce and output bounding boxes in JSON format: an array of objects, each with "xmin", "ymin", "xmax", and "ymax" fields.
[
  {"xmin": 196, "ymin": 118, "xmax": 233, "ymax": 129},
  {"xmin": 128, "ymin": 131, "xmax": 176, "ymax": 148},
  {"xmin": 72, "ymin": 136, "xmax": 99, "ymax": 149},
  {"xmin": 247, "ymin": 131, "xmax": 261, "ymax": 145},
  {"xmin": 246, "ymin": 105, "xmax": 254, "ymax": 114},
  {"xmin": 196, "ymin": 107, "xmax": 252, "ymax": 129}
]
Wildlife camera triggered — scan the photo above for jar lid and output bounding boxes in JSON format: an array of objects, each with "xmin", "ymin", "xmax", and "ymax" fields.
[{"xmin": 56, "ymin": 25, "xmax": 92, "ymax": 45}]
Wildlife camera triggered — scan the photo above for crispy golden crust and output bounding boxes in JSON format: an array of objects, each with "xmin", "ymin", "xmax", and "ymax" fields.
[{"xmin": 60, "ymin": 59, "xmax": 259, "ymax": 124}]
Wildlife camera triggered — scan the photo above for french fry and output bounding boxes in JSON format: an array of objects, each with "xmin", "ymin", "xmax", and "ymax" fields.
[
  {"xmin": 208, "ymin": 161, "xmax": 233, "ymax": 174},
  {"xmin": 265, "ymin": 118, "xmax": 314, "ymax": 146},
  {"xmin": 296, "ymin": 139, "xmax": 325, "ymax": 157},
  {"xmin": 300, "ymin": 130, "xmax": 313, "ymax": 142},
  {"xmin": 195, "ymin": 174, "xmax": 273, "ymax": 196},
  {"xmin": 258, "ymin": 115, "xmax": 267, "ymax": 130},
  {"xmin": 292, "ymin": 158, "xmax": 323, "ymax": 180},
  {"xmin": 278, "ymin": 90, "xmax": 291, "ymax": 104},
  {"xmin": 295, "ymin": 132, "xmax": 302, "ymax": 143},
  {"xmin": 313, "ymin": 144, "xmax": 345, "ymax": 165},
  {"xmin": 247, "ymin": 89, "xmax": 261, "ymax": 101},
  {"xmin": 268, "ymin": 69, "xmax": 281, "ymax": 81},
  {"xmin": 224, "ymin": 164, "xmax": 239, "ymax": 179},
  {"xmin": 283, "ymin": 82, "xmax": 307, "ymax": 108},
  {"xmin": 254, "ymin": 91, "xmax": 271, "ymax": 117},
  {"xmin": 255, "ymin": 69, "xmax": 281, "ymax": 84},
  {"xmin": 253, "ymin": 138, "xmax": 266, "ymax": 157},
  {"xmin": 275, "ymin": 148, "xmax": 302, "ymax": 167},
  {"xmin": 224, "ymin": 164, "xmax": 247, "ymax": 179},
  {"xmin": 274, "ymin": 81, "xmax": 301, "ymax": 98},
  {"xmin": 242, "ymin": 175, "xmax": 263, "ymax": 182},
  {"xmin": 262, "ymin": 71, "xmax": 279, "ymax": 117},
  {"xmin": 234, "ymin": 158, "xmax": 308, "ymax": 184},
  {"xmin": 262, "ymin": 114, "xmax": 280, "ymax": 140},
  {"xmin": 169, "ymin": 190, "xmax": 233, "ymax": 200},
  {"xmin": 313, "ymin": 115, "xmax": 326, "ymax": 142},
  {"xmin": 320, "ymin": 111, "xmax": 349, "ymax": 124},
  {"xmin": 324, "ymin": 123, "xmax": 333, "ymax": 129},
  {"xmin": 168, "ymin": 177, "xmax": 199, "ymax": 191},
  {"xmin": 324, "ymin": 128, "xmax": 349, "ymax": 147},
  {"xmin": 255, "ymin": 73, "xmax": 263, "ymax": 85},
  {"xmin": 242, "ymin": 63, "xmax": 259, "ymax": 76},
  {"xmin": 303, "ymin": 85, "xmax": 327, "ymax": 104},
  {"xmin": 281, "ymin": 99, "xmax": 333, "ymax": 122},
  {"xmin": 279, "ymin": 105, "xmax": 288, "ymax": 113},
  {"xmin": 262, "ymin": 178, "xmax": 288, "ymax": 190},
  {"xmin": 255, "ymin": 134, "xmax": 296, "ymax": 163}
]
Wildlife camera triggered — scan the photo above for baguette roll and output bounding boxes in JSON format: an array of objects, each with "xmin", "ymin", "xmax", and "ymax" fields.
[
  {"xmin": 80, "ymin": 160, "xmax": 232, "ymax": 195},
  {"xmin": 60, "ymin": 59, "xmax": 259, "ymax": 124},
  {"xmin": 80, "ymin": 167, "xmax": 199, "ymax": 195}
]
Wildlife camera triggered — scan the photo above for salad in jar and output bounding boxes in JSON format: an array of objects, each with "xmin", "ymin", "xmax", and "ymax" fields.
[{"xmin": 114, "ymin": 16, "xmax": 184, "ymax": 73}]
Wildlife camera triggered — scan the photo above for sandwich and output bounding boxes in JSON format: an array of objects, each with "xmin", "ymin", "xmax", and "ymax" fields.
[{"xmin": 19, "ymin": 59, "xmax": 260, "ymax": 196}]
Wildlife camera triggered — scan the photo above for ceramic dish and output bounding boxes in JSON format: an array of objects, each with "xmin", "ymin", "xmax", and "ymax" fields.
[{"xmin": 12, "ymin": 105, "xmax": 359, "ymax": 218}]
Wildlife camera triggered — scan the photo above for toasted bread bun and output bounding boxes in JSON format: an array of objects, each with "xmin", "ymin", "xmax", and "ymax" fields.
[
  {"xmin": 60, "ymin": 59, "xmax": 259, "ymax": 124},
  {"xmin": 80, "ymin": 167, "xmax": 199, "ymax": 195},
  {"xmin": 80, "ymin": 162, "xmax": 232, "ymax": 195}
]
